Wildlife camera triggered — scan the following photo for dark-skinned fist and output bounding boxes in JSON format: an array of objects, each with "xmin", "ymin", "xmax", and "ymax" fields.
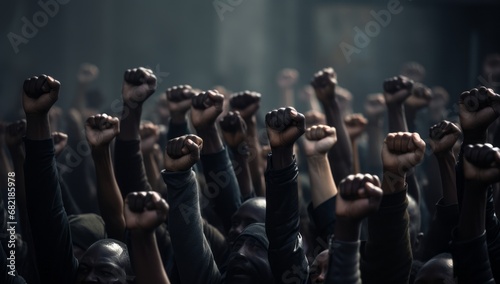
[
  {"xmin": 310, "ymin": 68, "xmax": 337, "ymax": 103},
  {"xmin": 463, "ymin": 143, "xmax": 500, "ymax": 183},
  {"xmin": 428, "ymin": 120, "xmax": 461, "ymax": 155},
  {"xmin": 191, "ymin": 90, "xmax": 224, "ymax": 130},
  {"xmin": 164, "ymin": 135, "xmax": 203, "ymax": 172},
  {"xmin": 219, "ymin": 111, "xmax": 247, "ymax": 149},
  {"xmin": 336, "ymin": 174, "xmax": 383, "ymax": 221},
  {"xmin": 229, "ymin": 91, "xmax": 261, "ymax": 121},
  {"xmin": 124, "ymin": 191, "xmax": 169, "ymax": 233},
  {"xmin": 23, "ymin": 74, "xmax": 60, "ymax": 115},
  {"xmin": 383, "ymin": 75, "xmax": 414, "ymax": 106},
  {"xmin": 265, "ymin": 107, "xmax": 305, "ymax": 148},
  {"xmin": 122, "ymin": 67, "xmax": 157, "ymax": 105}
]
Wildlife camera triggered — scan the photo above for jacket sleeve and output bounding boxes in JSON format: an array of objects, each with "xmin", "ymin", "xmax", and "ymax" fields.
[
  {"xmin": 325, "ymin": 238, "xmax": 362, "ymax": 284},
  {"xmin": 24, "ymin": 138, "xmax": 78, "ymax": 284},
  {"xmin": 163, "ymin": 169, "xmax": 222, "ymax": 284},
  {"xmin": 485, "ymin": 187, "xmax": 500, "ymax": 282},
  {"xmin": 200, "ymin": 148, "xmax": 241, "ymax": 234},
  {"xmin": 360, "ymin": 189, "xmax": 412, "ymax": 284},
  {"xmin": 114, "ymin": 139, "xmax": 152, "ymax": 196},
  {"xmin": 265, "ymin": 155, "xmax": 308, "ymax": 284},
  {"xmin": 167, "ymin": 120, "xmax": 190, "ymax": 141},
  {"xmin": 307, "ymin": 196, "xmax": 336, "ymax": 255}
]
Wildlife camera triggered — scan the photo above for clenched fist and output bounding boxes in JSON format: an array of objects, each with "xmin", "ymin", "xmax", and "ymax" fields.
[
  {"xmin": 124, "ymin": 191, "xmax": 169, "ymax": 233},
  {"xmin": 166, "ymin": 85, "xmax": 196, "ymax": 114},
  {"xmin": 122, "ymin": 67, "xmax": 157, "ymax": 105},
  {"xmin": 229, "ymin": 91, "xmax": 261, "ymax": 121},
  {"xmin": 428, "ymin": 120, "xmax": 461, "ymax": 154},
  {"xmin": 463, "ymin": 144, "xmax": 500, "ymax": 183},
  {"xmin": 164, "ymin": 135, "xmax": 203, "ymax": 172},
  {"xmin": 52, "ymin": 132, "xmax": 68, "ymax": 157},
  {"xmin": 5, "ymin": 120, "xmax": 26, "ymax": 150},
  {"xmin": 265, "ymin": 107, "xmax": 305, "ymax": 148},
  {"xmin": 382, "ymin": 132, "xmax": 426, "ymax": 177},
  {"xmin": 383, "ymin": 76, "xmax": 413, "ymax": 106},
  {"xmin": 303, "ymin": 125, "xmax": 337, "ymax": 157},
  {"xmin": 140, "ymin": 122, "xmax": 160, "ymax": 153},
  {"xmin": 277, "ymin": 68, "xmax": 299, "ymax": 89},
  {"xmin": 304, "ymin": 110, "xmax": 326, "ymax": 128},
  {"xmin": 405, "ymin": 82, "xmax": 432, "ymax": 110},
  {"xmin": 336, "ymin": 174, "xmax": 383, "ymax": 221},
  {"xmin": 459, "ymin": 87, "xmax": 500, "ymax": 133},
  {"xmin": 191, "ymin": 90, "xmax": 224, "ymax": 130},
  {"xmin": 23, "ymin": 74, "xmax": 60, "ymax": 115},
  {"xmin": 219, "ymin": 111, "xmax": 247, "ymax": 148},
  {"xmin": 310, "ymin": 68, "xmax": 337, "ymax": 103},
  {"xmin": 364, "ymin": 93, "xmax": 386, "ymax": 118},
  {"xmin": 344, "ymin": 113, "xmax": 368, "ymax": 141},
  {"xmin": 85, "ymin": 114, "xmax": 120, "ymax": 149}
]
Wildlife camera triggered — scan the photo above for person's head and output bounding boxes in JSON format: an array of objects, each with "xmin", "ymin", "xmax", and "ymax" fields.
[
  {"xmin": 309, "ymin": 249, "xmax": 329, "ymax": 284},
  {"xmin": 228, "ymin": 197, "xmax": 266, "ymax": 246},
  {"xmin": 414, "ymin": 253, "xmax": 454, "ymax": 284},
  {"xmin": 69, "ymin": 214, "xmax": 107, "ymax": 261},
  {"xmin": 226, "ymin": 223, "xmax": 273, "ymax": 284},
  {"xmin": 401, "ymin": 61, "xmax": 426, "ymax": 82},
  {"xmin": 76, "ymin": 239, "xmax": 134, "ymax": 284},
  {"xmin": 407, "ymin": 194, "xmax": 424, "ymax": 255},
  {"xmin": 482, "ymin": 53, "xmax": 500, "ymax": 88}
]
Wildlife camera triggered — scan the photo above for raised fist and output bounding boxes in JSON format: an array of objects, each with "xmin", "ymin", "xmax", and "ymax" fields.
[
  {"xmin": 277, "ymin": 68, "xmax": 299, "ymax": 89},
  {"xmin": 463, "ymin": 143, "xmax": 500, "ymax": 183},
  {"xmin": 122, "ymin": 67, "xmax": 157, "ymax": 105},
  {"xmin": 336, "ymin": 174, "xmax": 383, "ymax": 221},
  {"xmin": 124, "ymin": 191, "xmax": 169, "ymax": 233},
  {"xmin": 219, "ymin": 111, "xmax": 247, "ymax": 148},
  {"xmin": 5, "ymin": 120, "xmax": 26, "ymax": 150},
  {"xmin": 310, "ymin": 68, "xmax": 337, "ymax": 103},
  {"xmin": 229, "ymin": 91, "xmax": 261, "ymax": 120},
  {"xmin": 52, "ymin": 132, "xmax": 68, "ymax": 156},
  {"xmin": 22, "ymin": 74, "xmax": 60, "ymax": 115},
  {"xmin": 304, "ymin": 110, "xmax": 326, "ymax": 128},
  {"xmin": 383, "ymin": 76, "xmax": 414, "ymax": 106},
  {"xmin": 303, "ymin": 125, "xmax": 337, "ymax": 157},
  {"xmin": 191, "ymin": 90, "xmax": 224, "ymax": 130},
  {"xmin": 344, "ymin": 113, "xmax": 368, "ymax": 141},
  {"xmin": 364, "ymin": 93, "xmax": 386, "ymax": 118},
  {"xmin": 266, "ymin": 107, "xmax": 305, "ymax": 148},
  {"xmin": 381, "ymin": 132, "xmax": 426, "ymax": 177},
  {"xmin": 77, "ymin": 63, "xmax": 99, "ymax": 84},
  {"xmin": 459, "ymin": 87, "xmax": 500, "ymax": 132},
  {"xmin": 405, "ymin": 82, "xmax": 432, "ymax": 110},
  {"xmin": 164, "ymin": 134, "xmax": 203, "ymax": 172},
  {"xmin": 428, "ymin": 120, "xmax": 461, "ymax": 154},
  {"xmin": 85, "ymin": 114, "xmax": 120, "ymax": 148},
  {"xmin": 166, "ymin": 85, "xmax": 196, "ymax": 114},
  {"xmin": 140, "ymin": 122, "xmax": 160, "ymax": 153}
]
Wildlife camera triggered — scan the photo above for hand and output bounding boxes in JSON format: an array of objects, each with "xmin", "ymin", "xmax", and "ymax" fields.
[
  {"xmin": 5, "ymin": 120, "xmax": 26, "ymax": 150},
  {"xmin": 85, "ymin": 114, "xmax": 120, "ymax": 149},
  {"xmin": 140, "ymin": 122, "xmax": 160, "ymax": 153},
  {"xmin": 364, "ymin": 93, "xmax": 386, "ymax": 118},
  {"xmin": 124, "ymin": 191, "xmax": 169, "ymax": 233},
  {"xmin": 381, "ymin": 132, "xmax": 426, "ymax": 177},
  {"xmin": 219, "ymin": 111, "xmax": 247, "ymax": 148},
  {"xmin": 459, "ymin": 87, "xmax": 500, "ymax": 134},
  {"xmin": 303, "ymin": 125, "xmax": 337, "ymax": 157},
  {"xmin": 191, "ymin": 90, "xmax": 224, "ymax": 130},
  {"xmin": 336, "ymin": 174, "xmax": 383, "ymax": 221},
  {"xmin": 122, "ymin": 67, "xmax": 157, "ymax": 105},
  {"xmin": 52, "ymin": 132, "xmax": 68, "ymax": 156},
  {"xmin": 383, "ymin": 76, "xmax": 413, "ymax": 106},
  {"xmin": 277, "ymin": 68, "xmax": 299, "ymax": 89},
  {"xmin": 166, "ymin": 85, "xmax": 196, "ymax": 118},
  {"xmin": 344, "ymin": 113, "xmax": 368, "ymax": 141},
  {"xmin": 164, "ymin": 134, "xmax": 203, "ymax": 172},
  {"xmin": 310, "ymin": 68, "xmax": 337, "ymax": 103},
  {"xmin": 304, "ymin": 110, "xmax": 326, "ymax": 128},
  {"xmin": 428, "ymin": 120, "xmax": 461, "ymax": 154},
  {"xmin": 77, "ymin": 63, "xmax": 99, "ymax": 84},
  {"xmin": 22, "ymin": 74, "xmax": 60, "ymax": 116},
  {"xmin": 405, "ymin": 82, "xmax": 432, "ymax": 110},
  {"xmin": 265, "ymin": 107, "xmax": 305, "ymax": 148},
  {"xmin": 463, "ymin": 143, "xmax": 500, "ymax": 183},
  {"xmin": 229, "ymin": 91, "xmax": 261, "ymax": 121}
]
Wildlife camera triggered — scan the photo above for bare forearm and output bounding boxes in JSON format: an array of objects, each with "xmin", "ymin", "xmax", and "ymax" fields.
[
  {"xmin": 131, "ymin": 231, "xmax": 170, "ymax": 284},
  {"xmin": 196, "ymin": 126, "xmax": 223, "ymax": 155},
  {"xmin": 143, "ymin": 151, "xmax": 160, "ymax": 192},
  {"xmin": 436, "ymin": 152, "xmax": 458, "ymax": 205},
  {"xmin": 367, "ymin": 117, "xmax": 384, "ymax": 173},
  {"xmin": 307, "ymin": 155, "xmax": 337, "ymax": 208},
  {"xmin": 246, "ymin": 120, "xmax": 265, "ymax": 196},
  {"xmin": 26, "ymin": 114, "xmax": 51, "ymax": 140},
  {"xmin": 229, "ymin": 148, "xmax": 253, "ymax": 199},
  {"xmin": 92, "ymin": 147, "xmax": 125, "ymax": 240},
  {"xmin": 387, "ymin": 105, "xmax": 408, "ymax": 133},
  {"xmin": 119, "ymin": 104, "xmax": 142, "ymax": 140}
]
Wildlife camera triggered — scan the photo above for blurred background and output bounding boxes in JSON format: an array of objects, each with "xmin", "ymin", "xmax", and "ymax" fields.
[{"xmin": 1, "ymin": 0, "xmax": 500, "ymax": 119}]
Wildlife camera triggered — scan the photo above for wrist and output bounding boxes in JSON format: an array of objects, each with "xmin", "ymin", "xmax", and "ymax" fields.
[
  {"xmin": 334, "ymin": 216, "xmax": 361, "ymax": 242},
  {"xmin": 382, "ymin": 171, "xmax": 406, "ymax": 194},
  {"xmin": 25, "ymin": 114, "xmax": 51, "ymax": 140},
  {"xmin": 270, "ymin": 146, "xmax": 293, "ymax": 169},
  {"xmin": 170, "ymin": 112, "xmax": 187, "ymax": 124}
]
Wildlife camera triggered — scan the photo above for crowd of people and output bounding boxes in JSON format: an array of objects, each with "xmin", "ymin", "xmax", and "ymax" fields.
[{"xmin": 1, "ymin": 56, "xmax": 500, "ymax": 283}]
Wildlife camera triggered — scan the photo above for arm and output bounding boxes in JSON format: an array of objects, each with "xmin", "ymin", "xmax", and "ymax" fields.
[
  {"xmin": 265, "ymin": 107, "xmax": 308, "ymax": 284},
  {"xmin": 140, "ymin": 122, "xmax": 161, "ymax": 191},
  {"xmin": 192, "ymin": 90, "xmax": 241, "ymax": 233},
  {"xmin": 163, "ymin": 135, "xmax": 222, "ymax": 284},
  {"xmin": 114, "ymin": 67, "xmax": 156, "ymax": 196},
  {"xmin": 326, "ymin": 174, "xmax": 383, "ymax": 284},
  {"xmin": 23, "ymin": 74, "xmax": 78, "ymax": 283},
  {"xmin": 311, "ymin": 68, "xmax": 352, "ymax": 183},
  {"xmin": 364, "ymin": 94, "xmax": 386, "ymax": 177},
  {"xmin": 86, "ymin": 114, "xmax": 125, "ymax": 241},
  {"xmin": 165, "ymin": 85, "xmax": 195, "ymax": 140},
  {"xmin": 277, "ymin": 68, "xmax": 299, "ymax": 108},
  {"xmin": 219, "ymin": 111, "xmax": 253, "ymax": 199},
  {"xmin": 71, "ymin": 63, "xmax": 99, "ymax": 112},
  {"xmin": 361, "ymin": 132, "xmax": 425, "ymax": 283},
  {"xmin": 344, "ymin": 114, "xmax": 368, "ymax": 174},
  {"xmin": 124, "ymin": 191, "xmax": 170, "ymax": 284}
]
